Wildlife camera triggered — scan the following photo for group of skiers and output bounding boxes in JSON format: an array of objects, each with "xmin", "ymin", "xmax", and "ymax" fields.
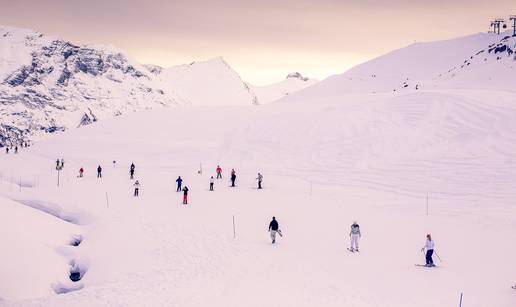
[{"xmin": 4, "ymin": 142, "xmax": 29, "ymax": 154}]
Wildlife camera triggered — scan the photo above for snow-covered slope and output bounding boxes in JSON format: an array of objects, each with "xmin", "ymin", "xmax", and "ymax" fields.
[
  {"xmin": 281, "ymin": 32, "xmax": 515, "ymax": 103},
  {"xmin": 252, "ymin": 72, "xmax": 318, "ymax": 104},
  {"xmin": 155, "ymin": 57, "xmax": 259, "ymax": 106},
  {"xmin": 0, "ymin": 87, "xmax": 515, "ymax": 306}
]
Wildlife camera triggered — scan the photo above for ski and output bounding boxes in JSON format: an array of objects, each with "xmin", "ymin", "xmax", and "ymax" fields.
[
  {"xmin": 347, "ymin": 248, "xmax": 354, "ymax": 253},
  {"xmin": 415, "ymin": 264, "xmax": 437, "ymax": 267}
]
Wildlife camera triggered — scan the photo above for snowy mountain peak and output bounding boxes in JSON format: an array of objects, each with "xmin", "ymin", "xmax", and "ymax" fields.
[{"xmin": 286, "ymin": 72, "xmax": 310, "ymax": 82}]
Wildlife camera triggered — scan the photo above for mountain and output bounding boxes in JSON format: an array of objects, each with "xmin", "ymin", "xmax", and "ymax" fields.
[
  {"xmin": 280, "ymin": 32, "xmax": 516, "ymax": 103},
  {"xmin": 0, "ymin": 26, "xmax": 259, "ymax": 146},
  {"xmin": 252, "ymin": 72, "xmax": 318, "ymax": 104},
  {"xmin": 154, "ymin": 57, "xmax": 259, "ymax": 106},
  {"xmin": 0, "ymin": 25, "xmax": 188, "ymax": 146}
]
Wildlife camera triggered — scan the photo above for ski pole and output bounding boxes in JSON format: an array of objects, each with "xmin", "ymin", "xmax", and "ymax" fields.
[{"xmin": 434, "ymin": 250, "xmax": 442, "ymax": 262}]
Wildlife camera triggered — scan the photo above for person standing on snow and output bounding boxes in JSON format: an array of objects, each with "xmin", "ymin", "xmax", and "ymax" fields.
[
  {"xmin": 182, "ymin": 186, "xmax": 189, "ymax": 204},
  {"xmin": 97, "ymin": 165, "xmax": 102, "ymax": 178},
  {"xmin": 209, "ymin": 176, "xmax": 214, "ymax": 191},
  {"xmin": 60, "ymin": 158, "xmax": 65, "ymax": 168},
  {"xmin": 349, "ymin": 221, "xmax": 361, "ymax": 252},
  {"xmin": 268, "ymin": 217, "xmax": 282, "ymax": 244},
  {"xmin": 216, "ymin": 165, "xmax": 222, "ymax": 179},
  {"xmin": 176, "ymin": 176, "xmax": 183, "ymax": 192},
  {"xmin": 79, "ymin": 167, "xmax": 84, "ymax": 178},
  {"xmin": 421, "ymin": 234, "xmax": 435, "ymax": 267},
  {"xmin": 230, "ymin": 169, "xmax": 236, "ymax": 187},
  {"xmin": 14, "ymin": 146, "xmax": 18, "ymax": 154},
  {"xmin": 133, "ymin": 180, "xmax": 140, "ymax": 197},
  {"xmin": 256, "ymin": 173, "xmax": 263, "ymax": 189},
  {"xmin": 5, "ymin": 147, "xmax": 9, "ymax": 154},
  {"xmin": 130, "ymin": 163, "xmax": 135, "ymax": 180}
]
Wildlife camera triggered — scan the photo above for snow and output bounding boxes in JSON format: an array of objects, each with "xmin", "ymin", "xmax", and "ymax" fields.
[
  {"xmin": 253, "ymin": 72, "xmax": 318, "ymax": 104},
  {"xmin": 0, "ymin": 29, "xmax": 516, "ymax": 307},
  {"xmin": 157, "ymin": 57, "xmax": 259, "ymax": 106}
]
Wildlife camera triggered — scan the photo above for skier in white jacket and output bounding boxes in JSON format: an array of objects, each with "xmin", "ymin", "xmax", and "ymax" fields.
[
  {"xmin": 349, "ymin": 221, "xmax": 361, "ymax": 252},
  {"xmin": 421, "ymin": 234, "xmax": 435, "ymax": 267}
]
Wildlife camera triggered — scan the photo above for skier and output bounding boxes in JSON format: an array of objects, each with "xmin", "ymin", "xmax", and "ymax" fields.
[
  {"xmin": 130, "ymin": 168, "xmax": 135, "ymax": 179},
  {"xmin": 256, "ymin": 173, "xmax": 263, "ymax": 189},
  {"xmin": 349, "ymin": 221, "xmax": 361, "ymax": 252},
  {"xmin": 79, "ymin": 167, "xmax": 84, "ymax": 178},
  {"xmin": 421, "ymin": 234, "xmax": 435, "ymax": 267},
  {"xmin": 133, "ymin": 180, "xmax": 140, "ymax": 197},
  {"xmin": 230, "ymin": 169, "xmax": 236, "ymax": 187},
  {"xmin": 5, "ymin": 147, "xmax": 8, "ymax": 154},
  {"xmin": 56, "ymin": 159, "xmax": 60, "ymax": 170},
  {"xmin": 60, "ymin": 158, "xmax": 65, "ymax": 168},
  {"xmin": 216, "ymin": 165, "xmax": 222, "ymax": 179},
  {"xmin": 97, "ymin": 165, "xmax": 102, "ymax": 178},
  {"xmin": 182, "ymin": 186, "xmax": 189, "ymax": 204},
  {"xmin": 268, "ymin": 217, "xmax": 282, "ymax": 244},
  {"xmin": 209, "ymin": 176, "xmax": 214, "ymax": 191},
  {"xmin": 14, "ymin": 146, "xmax": 18, "ymax": 154},
  {"xmin": 176, "ymin": 176, "xmax": 183, "ymax": 192}
]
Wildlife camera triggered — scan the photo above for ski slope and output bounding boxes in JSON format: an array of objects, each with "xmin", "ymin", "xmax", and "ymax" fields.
[{"xmin": 0, "ymin": 86, "xmax": 515, "ymax": 306}]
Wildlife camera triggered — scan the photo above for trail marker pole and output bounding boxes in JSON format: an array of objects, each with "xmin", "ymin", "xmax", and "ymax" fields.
[
  {"xmin": 459, "ymin": 292, "xmax": 463, "ymax": 307},
  {"xmin": 57, "ymin": 169, "xmax": 60, "ymax": 187},
  {"xmin": 426, "ymin": 192, "xmax": 429, "ymax": 216},
  {"xmin": 105, "ymin": 192, "xmax": 109, "ymax": 208},
  {"xmin": 232, "ymin": 215, "xmax": 236, "ymax": 239}
]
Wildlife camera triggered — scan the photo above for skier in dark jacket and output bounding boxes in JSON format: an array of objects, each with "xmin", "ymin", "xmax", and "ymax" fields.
[
  {"xmin": 182, "ymin": 186, "xmax": 189, "ymax": 204},
  {"xmin": 256, "ymin": 173, "xmax": 263, "ymax": 189},
  {"xmin": 268, "ymin": 217, "xmax": 282, "ymax": 244},
  {"xmin": 5, "ymin": 147, "xmax": 8, "ymax": 154},
  {"xmin": 97, "ymin": 165, "xmax": 102, "ymax": 178},
  {"xmin": 230, "ymin": 169, "xmax": 236, "ymax": 187},
  {"xmin": 176, "ymin": 176, "xmax": 183, "ymax": 192},
  {"xmin": 209, "ymin": 176, "xmax": 214, "ymax": 191}
]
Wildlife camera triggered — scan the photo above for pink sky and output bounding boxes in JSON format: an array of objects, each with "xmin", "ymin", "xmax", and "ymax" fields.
[{"xmin": 1, "ymin": 0, "xmax": 515, "ymax": 84}]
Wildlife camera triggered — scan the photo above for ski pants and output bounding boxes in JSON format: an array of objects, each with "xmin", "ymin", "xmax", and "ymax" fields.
[
  {"xmin": 183, "ymin": 194, "xmax": 188, "ymax": 204},
  {"xmin": 258, "ymin": 180, "xmax": 262, "ymax": 189},
  {"xmin": 210, "ymin": 183, "xmax": 214, "ymax": 191},
  {"xmin": 270, "ymin": 230, "xmax": 277, "ymax": 242},
  {"xmin": 425, "ymin": 249, "xmax": 434, "ymax": 265},
  {"xmin": 97, "ymin": 172, "xmax": 101, "ymax": 178},
  {"xmin": 350, "ymin": 234, "xmax": 360, "ymax": 250},
  {"xmin": 134, "ymin": 188, "xmax": 139, "ymax": 196},
  {"xmin": 217, "ymin": 173, "xmax": 222, "ymax": 179},
  {"xmin": 177, "ymin": 184, "xmax": 182, "ymax": 192},
  {"xmin": 231, "ymin": 178, "xmax": 235, "ymax": 187}
]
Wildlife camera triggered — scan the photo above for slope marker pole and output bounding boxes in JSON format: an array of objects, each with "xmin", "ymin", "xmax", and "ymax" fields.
[
  {"xmin": 232, "ymin": 215, "xmax": 236, "ymax": 239},
  {"xmin": 459, "ymin": 292, "xmax": 463, "ymax": 307},
  {"xmin": 426, "ymin": 192, "xmax": 429, "ymax": 216}
]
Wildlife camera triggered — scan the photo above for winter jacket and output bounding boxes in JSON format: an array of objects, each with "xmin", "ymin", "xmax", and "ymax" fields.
[
  {"xmin": 350, "ymin": 224, "xmax": 361, "ymax": 236},
  {"xmin": 269, "ymin": 220, "xmax": 279, "ymax": 231},
  {"xmin": 176, "ymin": 178, "xmax": 183, "ymax": 184},
  {"xmin": 424, "ymin": 239, "xmax": 435, "ymax": 250},
  {"xmin": 182, "ymin": 187, "xmax": 189, "ymax": 195}
]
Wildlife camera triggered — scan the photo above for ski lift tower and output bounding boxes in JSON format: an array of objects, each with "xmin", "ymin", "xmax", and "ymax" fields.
[
  {"xmin": 510, "ymin": 15, "xmax": 516, "ymax": 36},
  {"xmin": 490, "ymin": 18, "xmax": 505, "ymax": 34}
]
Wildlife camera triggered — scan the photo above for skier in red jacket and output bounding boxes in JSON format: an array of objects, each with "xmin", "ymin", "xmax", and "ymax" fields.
[{"xmin": 216, "ymin": 165, "xmax": 222, "ymax": 179}]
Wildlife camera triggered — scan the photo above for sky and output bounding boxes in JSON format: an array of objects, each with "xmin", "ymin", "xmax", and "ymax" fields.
[{"xmin": 0, "ymin": 0, "xmax": 515, "ymax": 85}]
